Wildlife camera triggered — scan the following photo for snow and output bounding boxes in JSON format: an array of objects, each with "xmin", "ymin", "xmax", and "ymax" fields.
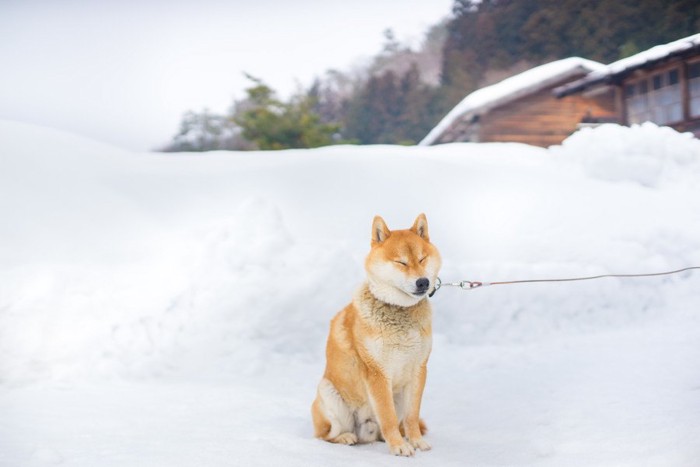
[
  {"xmin": 1, "ymin": 120, "xmax": 700, "ymax": 465},
  {"xmin": 556, "ymin": 33, "xmax": 700, "ymax": 96},
  {"xmin": 602, "ymin": 33, "xmax": 700, "ymax": 76},
  {"xmin": 551, "ymin": 122, "xmax": 700, "ymax": 187},
  {"xmin": 419, "ymin": 57, "xmax": 606, "ymax": 146}
]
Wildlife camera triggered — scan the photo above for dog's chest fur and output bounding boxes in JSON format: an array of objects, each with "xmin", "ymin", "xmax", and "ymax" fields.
[{"xmin": 354, "ymin": 284, "xmax": 432, "ymax": 386}]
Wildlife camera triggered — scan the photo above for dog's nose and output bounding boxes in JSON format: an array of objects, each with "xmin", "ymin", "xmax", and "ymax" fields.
[{"xmin": 416, "ymin": 277, "xmax": 430, "ymax": 291}]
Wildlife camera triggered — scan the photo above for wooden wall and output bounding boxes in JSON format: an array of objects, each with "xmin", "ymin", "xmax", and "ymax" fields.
[
  {"xmin": 478, "ymin": 84, "xmax": 617, "ymax": 147},
  {"xmin": 435, "ymin": 78, "xmax": 617, "ymax": 148}
]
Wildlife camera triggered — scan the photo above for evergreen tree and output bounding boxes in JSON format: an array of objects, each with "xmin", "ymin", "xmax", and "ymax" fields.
[
  {"xmin": 232, "ymin": 75, "xmax": 339, "ymax": 150},
  {"xmin": 344, "ymin": 65, "xmax": 444, "ymax": 145}
]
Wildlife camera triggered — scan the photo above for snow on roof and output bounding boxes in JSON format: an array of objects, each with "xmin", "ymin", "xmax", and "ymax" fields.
[
  {"xmin": 555, "ymin": 33, "xmax": 700, "ymax": 97},
  {"xmin": 419, "ymin": 57, "xmax": 605, "ymax": 146}
]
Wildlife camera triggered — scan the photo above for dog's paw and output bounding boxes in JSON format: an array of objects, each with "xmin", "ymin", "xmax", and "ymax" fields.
[
  {"xmin": 332, "ymin": 432, "xmax": 358, "ymax": 445},
  {"xmin": 389, "ymin": 441, "xmax": 416, "ymax": 457},
  {"xmin": 409, "ymin": 438, "xmax": 431, "ymax": 451}
]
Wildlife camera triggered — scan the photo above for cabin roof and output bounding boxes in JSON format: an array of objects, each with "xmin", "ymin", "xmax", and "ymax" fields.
[
  {"xmin": 419, "ymin": 57, "xmax": 605, "ymax": 146},
  {"xmin": 555, "ymin": 33, "xmax": 700, "ymax": 97}
]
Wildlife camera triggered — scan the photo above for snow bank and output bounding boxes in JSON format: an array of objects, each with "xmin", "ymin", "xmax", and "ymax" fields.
[
  {"xmin": 552, "ymin": 122, "xmax": 700, "ymax": 187},
  {"xmin": 1, "ymin": 120, "xmax": 699, "ymax": 385}
]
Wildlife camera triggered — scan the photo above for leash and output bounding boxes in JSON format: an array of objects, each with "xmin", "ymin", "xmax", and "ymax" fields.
[{"xmin": 429, "ymin": 266, "xmax": 700, "ymax": 297}]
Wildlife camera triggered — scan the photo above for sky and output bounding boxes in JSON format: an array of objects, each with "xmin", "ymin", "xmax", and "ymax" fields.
[{"xmin": 0, "ymin": 0, "xmax": 453, "ymax": 151}]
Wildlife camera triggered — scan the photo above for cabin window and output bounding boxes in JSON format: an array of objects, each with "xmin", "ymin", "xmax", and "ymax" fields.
[
  {"xmin": 625, "ymin": 67, "xmax": 682, "ymax": 125},
  {"xmin": 690, "ymin": 61, "xmax": 700, "ymax": 118},
  {"xmin": 669, "ymin": 69, "xmax": 679, "ymax": 85},
  {"xmin": 624, "ymin": 81, "xmax": 651, "ymax": 124}
]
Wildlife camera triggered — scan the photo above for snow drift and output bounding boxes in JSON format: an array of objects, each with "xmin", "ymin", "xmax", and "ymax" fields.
[{"xmin": 1, "ymin": 120, "xmax": 700, "ymax": 384}]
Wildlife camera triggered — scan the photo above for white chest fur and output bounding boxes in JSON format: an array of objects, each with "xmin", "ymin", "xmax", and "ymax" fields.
[
  {"xmin": 363, "ymin": 331, "xmax": 431, "ymax": 387},
  {"xmin": 355, "ymin": 285, "xmax": 432, "ymax": 388}
]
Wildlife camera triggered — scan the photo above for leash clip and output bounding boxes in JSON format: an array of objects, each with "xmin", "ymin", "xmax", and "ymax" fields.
[
  {"xmin": 428, "ymin": 277, "xmax": 441, "ymax": 297},
  {"xmin": 460, "ymin": 281, "xmax": 483, "ymax": 290}
]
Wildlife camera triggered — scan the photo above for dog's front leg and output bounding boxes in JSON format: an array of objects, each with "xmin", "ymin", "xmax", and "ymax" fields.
[
  {"xmin": 402, "ymin": 362, "xmax": 431, "ymax": 451},
  {"xmin": 365, "ymin": 368, "xmax": 415, "ymax": 456}
]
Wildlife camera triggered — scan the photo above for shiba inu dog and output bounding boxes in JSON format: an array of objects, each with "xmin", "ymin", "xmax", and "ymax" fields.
[{"xmin": 311, "ymin": 213, "xmax": 441, "ymax": 456}]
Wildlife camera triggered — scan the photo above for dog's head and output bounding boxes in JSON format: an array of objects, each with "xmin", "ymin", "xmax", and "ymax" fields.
[{"xmin": 365, "ymin": 213, "xmax": 442, "ymax": 307}]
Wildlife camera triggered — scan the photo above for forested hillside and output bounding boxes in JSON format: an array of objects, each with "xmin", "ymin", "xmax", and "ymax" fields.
[{"xmin": 162, "ymin": 0, "xmax": 700, "ymax": 151}]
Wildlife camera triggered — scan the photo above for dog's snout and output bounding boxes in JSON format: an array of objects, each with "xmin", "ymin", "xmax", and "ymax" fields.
[{"xmin": 416, "ymin": 277, "xmax": 430, "ymax": 291}]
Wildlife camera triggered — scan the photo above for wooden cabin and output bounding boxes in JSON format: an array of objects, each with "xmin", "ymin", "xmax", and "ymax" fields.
[
  {"xmin": 555, "ymin": 34, "xmax": 700, "ymax": 137},
  {"xmin": 420, "ymin": 58, "xmax": 617, "ymax": 148}
]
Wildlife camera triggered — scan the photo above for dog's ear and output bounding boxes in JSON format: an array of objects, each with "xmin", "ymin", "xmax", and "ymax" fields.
[
  {"xmin": 410, "ymin": 213, "xmax": 429, "ymax": 241},
  {"xmin": 371, "ymin": 215, "xmax": 391, "ymax": 245}
]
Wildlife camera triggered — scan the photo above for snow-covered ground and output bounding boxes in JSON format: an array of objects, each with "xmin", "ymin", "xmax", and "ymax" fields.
[{"xmin": 1, "ymin": 120, "xmax": 699, "ymax": 466}]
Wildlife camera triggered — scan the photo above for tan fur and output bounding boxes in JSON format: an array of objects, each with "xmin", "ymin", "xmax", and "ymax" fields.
[{"xmin": 311, "ymin": 214, "xmax": 441, "ymax": 456}]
